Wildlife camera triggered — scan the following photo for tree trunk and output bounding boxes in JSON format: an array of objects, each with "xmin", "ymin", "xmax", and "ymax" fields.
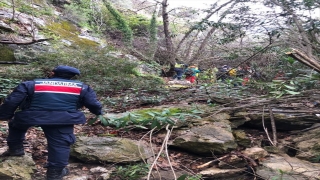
[
  {"xmin": 191, "ymin": 1, "xmax": 237, "ymax": 61},
  {"xmin": 268, "ymin": 104, "xmax": 278, "ymax": 146},
  {"xmin": 161, "ymin": 0, "xmax": 174, "ymax": 66},
  {"xmin": 269, "ymin": 0, "xmax": 314, "ymax": 57},
  {"xmin": 191, "ymin": 26, "xmax": 217, "ymax": 61},
  {"xmin": 174, "ymin": 0, "xmax": 234, "ymax": 54},
  {"xmin": 183, "ymin": 31, "xmax": 200, "ymax": 63},
  {"xmin": 11, "ymin": 0, "xmax": 15, "ymax": 21}
]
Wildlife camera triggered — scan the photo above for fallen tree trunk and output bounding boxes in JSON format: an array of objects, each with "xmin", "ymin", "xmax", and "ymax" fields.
[{"xmin": 286, "ymin": 48, "xmax": 320, "ymax": 73}]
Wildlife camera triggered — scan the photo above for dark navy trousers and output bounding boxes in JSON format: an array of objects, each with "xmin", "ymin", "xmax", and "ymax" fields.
[
  {"xmin": 7, "ymin": 122, "xmax": 75, "ymax": 168},
  {"xmin": 173, "ymin": 68, "xmax": 184, "ymax": 80}
]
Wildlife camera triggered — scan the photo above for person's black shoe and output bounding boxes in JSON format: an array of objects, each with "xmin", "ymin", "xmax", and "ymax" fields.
[
  {"xmin": 46, "ymin": 167, "xmax": 69, "ymax": 180},
  {"xmin": 0, "ymin": 144, "xmax": 25, "ymax": 157}
]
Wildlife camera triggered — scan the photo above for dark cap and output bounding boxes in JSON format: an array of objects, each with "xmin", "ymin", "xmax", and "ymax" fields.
[{"xmin": 53, "ymin": 65, "xmax": 80, "ymax": 75}]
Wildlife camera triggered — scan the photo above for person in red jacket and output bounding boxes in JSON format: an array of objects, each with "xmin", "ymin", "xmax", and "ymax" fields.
[
  {"xmin": 185, "ymin": 65, "xmax": 201, "ymax": 83},
  {"xmin": 0, "ymin": 65, "xmax": 102, "ymax": 180}
]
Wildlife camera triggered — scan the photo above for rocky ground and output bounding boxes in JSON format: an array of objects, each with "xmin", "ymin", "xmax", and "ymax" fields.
[
  {"xmin": 0, "ymin": 118, "xmax": 222, "ymax": 180},
  {"xmin": 0, "ymin": 85, "xmax": 253, "ymax": 180},
  {"xmin": 1, "ymin": 84, "xmax": 320, "ymax": 180}
]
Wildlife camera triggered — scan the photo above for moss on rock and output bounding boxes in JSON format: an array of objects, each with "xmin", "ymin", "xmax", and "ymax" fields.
[
  {"xmin": 0, "ymin": 46, "xmax": 15, "ymax": 61},
  {"xmin": 46, "ymin": 21, "xmax": 99, "ymax": 48}
]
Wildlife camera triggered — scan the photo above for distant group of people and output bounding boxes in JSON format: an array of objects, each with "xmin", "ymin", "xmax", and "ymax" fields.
[
  {"xmin": 170, "ymin": 61, "xmax": 261, "ymax": 86},
  {"xmin": 216, "ymin": 64, "xmax": 262, "ymax": 86},
  {"xmin": 173, "ymin": 62, "xmax": 201, "ymax": 83}
]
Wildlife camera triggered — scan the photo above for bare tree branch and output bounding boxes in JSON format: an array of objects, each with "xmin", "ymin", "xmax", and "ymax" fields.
[
  {"xmin": 0, "ymin": 61, "xmax": 28, "ymax": 65},
  {"xmin": 268, "ymin": 104, "xmax": 278, "ymax": 146},
  {"xmin": 175, "ymin": 0, "xmax": 234, "ymax": 53},
  {"xmin": 0, "ymin": 38, "xmax": 53, "ymax": 45}
]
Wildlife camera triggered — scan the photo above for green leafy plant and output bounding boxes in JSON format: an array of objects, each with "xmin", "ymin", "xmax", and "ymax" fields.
[
  {"xmin": 104, "ymin": 1, "xmax": 133, "ymax": 44},
  {"xmin": 126, "ymin": 14, "xmax": 150, "ymax": 36},
  {"xmin": 311, "ymin": 155, "xmax": 320, "ymax": 163},
  {"xmin": 0, "ymin": 78, "xmax": 20, "ymax": 102},
  {"xmin": 0, "ymin": 1, "xmax": 10, "ymax": 8},
  {"xmin": 149, "ymin": 13, "xmax": 157, "ymax": 43},
  {"xmin": 63, "ymin": 2, "xmax": 90, "ymax": 27},
  {"xmin": 178, "ymin": 174, "xmax": 202, "ymax": 180},
  {"xmin": 88, "ymin": 115, "xmax": 108, "ymax": 126},
  {"xmin": 0, "ymin": 126, "xmax": 7, "ymax": 133},
  {"xmin": 112, "ymin": 163, "xmax": 149, "ymax": 180},
  {"xmin": 271, "ymin": 169, "xmax": 285, "ymax": 180},
  {"xmin": 16, "ymin": 47, "xmax": 164, "ymax": 94},
  {"xmin": 267, "ymin": 80, "xmax": 300, "ymax": 98},
  {"xmin": 89, "ymin": 108, "xmax": 202, "ymax": 129}
]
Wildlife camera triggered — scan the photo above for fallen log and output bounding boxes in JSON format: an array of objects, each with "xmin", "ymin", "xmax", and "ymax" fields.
[{"xmin": 286, "ymin": 49, "xmax": 320, "ymax": 73}]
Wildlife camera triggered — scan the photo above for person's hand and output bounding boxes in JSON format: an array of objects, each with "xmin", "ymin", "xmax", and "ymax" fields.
[
  {"xmin": 87, "ymin": 115, "xmax": 108, "ymax": 126},
  {"xmin": 98, "ymin": 115, "xmax": 108, "ymax": 126}
]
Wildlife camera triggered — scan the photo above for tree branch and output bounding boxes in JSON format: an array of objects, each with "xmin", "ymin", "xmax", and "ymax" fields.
[
  {"xmin": 268, "ymin": 104, "xmax": 278, "ymax": 146},
  {"xmin": 0, "ymin": 38, "xmax": 53, "ymax": 45},
  {"xmin": 0, "ymin": 61, "xmax": 28, "ymax": 65}
]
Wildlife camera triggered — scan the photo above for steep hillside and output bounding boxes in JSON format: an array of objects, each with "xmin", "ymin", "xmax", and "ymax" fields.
[{"xmin": 0, "ymin": 0, "xmax": 163, "ymax": 95}]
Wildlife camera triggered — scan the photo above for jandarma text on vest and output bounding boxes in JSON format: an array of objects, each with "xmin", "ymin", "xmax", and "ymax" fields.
[{"xmin": 36, "ymin": 81, "xmax": 81, "ymax": 87}]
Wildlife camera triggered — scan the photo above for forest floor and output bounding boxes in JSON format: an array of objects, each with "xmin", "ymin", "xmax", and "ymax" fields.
[{"xmin": 0, "ymin": 84, "xmax": 287, "ymax": 180}]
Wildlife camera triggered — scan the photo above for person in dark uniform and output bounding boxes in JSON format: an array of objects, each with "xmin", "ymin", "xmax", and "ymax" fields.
[
  {"xmin": 0, "ymin": 65, "xmax": 102, "ymax": 180},
  {"xmin": 173, "ymin": 62, "xmax": 187, "ymax": 80}
]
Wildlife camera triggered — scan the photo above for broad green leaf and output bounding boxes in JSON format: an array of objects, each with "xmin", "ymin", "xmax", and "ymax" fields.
[
  {"xmin": 133, "ymin": 125, "xmax": 148, "ymax": 129},
  {"xmin": 162, "ymin": 109, "xmax": 170, "ymax": 115},
  {"xmin": 276, "ymin": 92, "xmax": 284, "ymax": 98},
  {"xmin": 191, "ymin": 109, "xmax": 203, "ymax": 114},
  {"xmin": 284, "ymin": 85, "xmax": 296, "ymax": 90},
  {"xmin": 151, "ymin": 119, "xmax": 160, "ymax": 129},
  {"xmin": 87, "ymin": 116, "xmax": 98, "ymax": 125},
  {"xmin": 270, "ymin": 91, "xmax": 282, "ymax": 94},
  {"xmin": 177, "ymin": 174, "xmax": 188, "ymax": 180},
  {"xmin": 146, "ymin": 112, "xmax": 155, "ymax": 117},
  {"xmin": 285, "ymin": 90, "xmax": 300, "ymax": 95},
  {"xmin": 99, "ymin": 115, "xmax": 109, "ymax": 126},
  {"xmin": 156, "ymin": 117, "xmax": 168, "ymax": 122},
  {"xmin": 272, "ymin": 80, "xmax": 285, "ymax": 83}
]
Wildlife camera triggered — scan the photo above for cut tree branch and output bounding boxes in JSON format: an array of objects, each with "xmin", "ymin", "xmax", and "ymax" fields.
[
  {"xmin": 268, "ymin": 104, "xmax": 278, "ymax": 146},
  {"xmin": 286, "ymin": 48, "xmax": 320, "ymax": 73},
  {"xmin": 0, "ymin": 61, "xmax": 28, "ymax": 65},
  {"xmin": 0, "ymin": 38, "xmax": 53, "ymax": 45}
]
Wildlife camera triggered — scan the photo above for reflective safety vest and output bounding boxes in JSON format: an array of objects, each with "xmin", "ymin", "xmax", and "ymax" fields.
[
  {"xmin": 195, "ymin": 67, "xmax": 199, "ymax": 77},
  {"xmin": 175, "ymin": 63, "xmax": 184, "ymax": 68},
  {"xmin": 29, "ymin": 79, "xmax": 83, "ymax": 111},
  {"xmin": 229, "ymin": 68, "xmax": 237, "ymax": 77}
]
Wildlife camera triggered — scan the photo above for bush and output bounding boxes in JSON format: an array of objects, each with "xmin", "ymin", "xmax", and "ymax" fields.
[
  {"xmin": 126, "ymin": 14, "xmax": 150, "ymax": 36},
  {"xmin": 63, "ymin": 2, "xmax": 91, "ymax": 27},
  {"xmin": 0, "ymin": 77, "xmax": 21, "ymax": 103},
  {"xmin": 3, "ymin": 47, "xmax": 163, "ymax": 95},
  {"xmin": 112, "ymin": 164, "xmax": 149, "ymax": 180}
]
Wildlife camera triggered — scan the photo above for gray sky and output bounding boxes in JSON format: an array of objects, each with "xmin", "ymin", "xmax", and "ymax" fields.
[
  {"xmin": 167, "ymin": 0, "xmax": 211, "ymax": 9},
  {"xmin": 166, "ymin": 0, "xmax": 319, "ymax": 18}
]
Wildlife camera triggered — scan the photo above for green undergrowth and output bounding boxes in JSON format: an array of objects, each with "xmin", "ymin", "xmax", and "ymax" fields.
[
  {"xmin": 1, "ymin": 46, "xmax": 164, "ymax": 95},
  {"xmin": 0, "ymin": 77, "xmax": 21, "ymax": 103},
  {"xmin": 112, "ymin": 163, "xmax": 149, "ymax": 180},
  {"xmin": 0, "ymin": 46, "xmax": 15, "ymax": 62},
  {"xmin": 89, "ymin": 107, "xmax": 202, "ymax": 130},
  {"xmin": 46, "ymin": 21, "xmax": 100, "ymax": 48}
]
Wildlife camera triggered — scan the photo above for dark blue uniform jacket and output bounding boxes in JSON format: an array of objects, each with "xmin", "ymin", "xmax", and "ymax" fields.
[{"xmin": 0, "ymin": 78, "xmax": 102, "ymax": 126}]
